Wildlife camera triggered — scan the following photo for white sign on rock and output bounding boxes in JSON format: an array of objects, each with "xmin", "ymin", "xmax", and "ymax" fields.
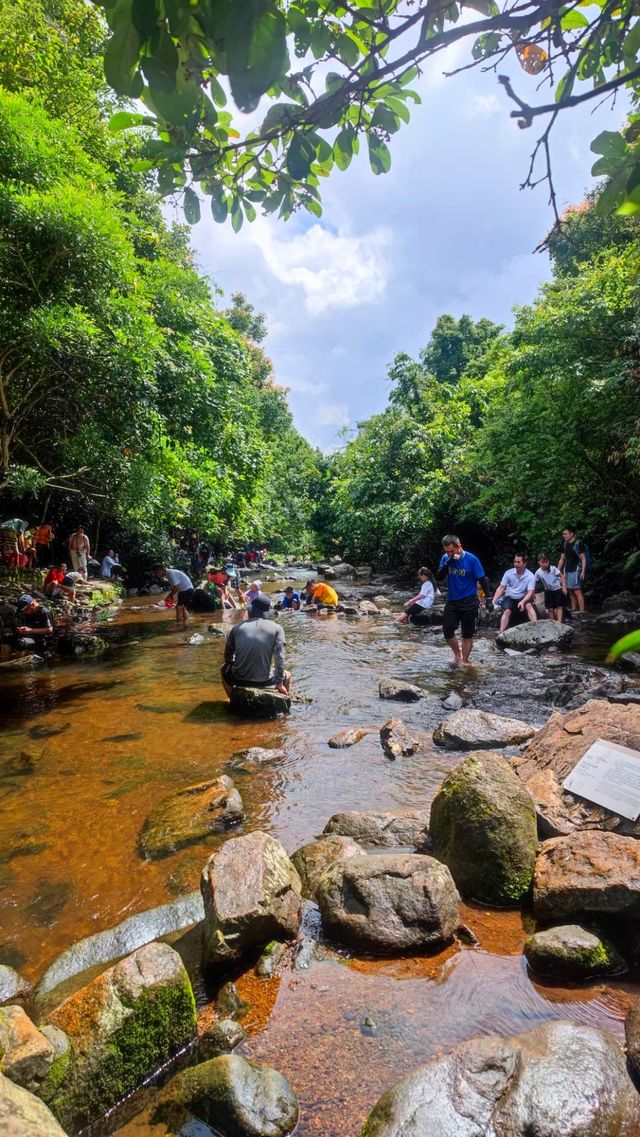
[{"xmin": 563, "ymin": 738, "xmax": 640, "ymax": 821}]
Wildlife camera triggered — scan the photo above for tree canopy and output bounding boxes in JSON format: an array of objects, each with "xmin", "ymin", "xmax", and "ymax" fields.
[{"xmin": 92, "ymin": 0, "xmax": 640, "ymax": 226}]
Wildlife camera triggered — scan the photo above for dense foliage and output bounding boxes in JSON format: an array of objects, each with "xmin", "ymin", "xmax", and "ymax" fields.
[
  {"xmin": 0, "ymin": 0, "xmax": 321, "ymax": 559},
  {"xmin": 92, "ymin": 0, "xmax": 640, "ymax": 225},
  {"xmin": 325, "ymin": 208, "xmax": 640, "ymax": 582}
]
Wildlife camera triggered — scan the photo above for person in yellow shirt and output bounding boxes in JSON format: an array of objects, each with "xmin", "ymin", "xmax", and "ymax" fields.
[{"xmin": 306, "ymin": 580, "xmax": 339, "ymax": 609}]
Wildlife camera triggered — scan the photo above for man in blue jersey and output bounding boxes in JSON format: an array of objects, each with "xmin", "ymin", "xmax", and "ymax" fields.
[{"xmin": 436, "ymin": 534, "xmax": 493, "ymax": 664}]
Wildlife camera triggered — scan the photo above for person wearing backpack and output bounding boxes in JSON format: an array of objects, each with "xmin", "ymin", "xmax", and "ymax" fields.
[{"xmin": 558, "ymin": 527, "xmax": 589, "ymax": 613}]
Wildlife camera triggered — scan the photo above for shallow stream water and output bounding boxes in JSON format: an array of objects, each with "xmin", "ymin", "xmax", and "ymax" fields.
[{"xmin": 1, "ymin": 583, "xmax": 639, "ymax": 1136}]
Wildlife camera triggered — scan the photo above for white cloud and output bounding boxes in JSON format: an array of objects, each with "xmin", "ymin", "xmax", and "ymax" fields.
[
  {"xmin": 468, "ymin": 93, "xmax": 502, "ymax": 118},
  {"xmin": 315, "ymin": 402, "xmax": 350, "ymax": 428},
  {"xmin": 251, "ymin": 220, "xmax": 392, "ymax": 314}
]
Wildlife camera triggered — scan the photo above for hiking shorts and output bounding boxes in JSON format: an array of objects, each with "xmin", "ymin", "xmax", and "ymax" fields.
[
  {"xmin": 442, "ymin": 597, "xmax": 478, "ymax": 640},
  {"xmin": 566, "ymin": 571, "xmax": 582, "ymax": 590},
  {"xmin": 544, "ymin": 588, "xmax": 564, "ymax": 609}
]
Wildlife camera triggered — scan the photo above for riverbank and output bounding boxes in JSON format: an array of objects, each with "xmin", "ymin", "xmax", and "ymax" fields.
[{"xmin": 1, "ymin": 577, "xmax": 640, "ymax": 1136}]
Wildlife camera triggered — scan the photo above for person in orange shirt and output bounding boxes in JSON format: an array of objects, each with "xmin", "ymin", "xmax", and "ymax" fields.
[
  {"xmin": 306, "ymin": 580, "xmax": 339, "ymax": 609},
  {"xmin": 34, "ymin": 522, "xmax": 55, "ymax": 568}
]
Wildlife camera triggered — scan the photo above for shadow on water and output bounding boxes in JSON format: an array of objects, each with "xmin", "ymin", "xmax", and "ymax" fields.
[{"xmin": 0, "ymin": 591, "xmax": 639, "ymax": 1136}]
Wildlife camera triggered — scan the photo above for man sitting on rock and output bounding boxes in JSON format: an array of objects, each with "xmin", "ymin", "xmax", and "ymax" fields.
[
  {"xmin": 13, "ymin": 594, "xmax": 54, "ymax": 653},
  {"xmin": 492, "ymin": 554, "xmax": 538, "ymax": 632},
  {"xmin": 221, "ymin": 595, "xmax": 291, "ymax": 696}
]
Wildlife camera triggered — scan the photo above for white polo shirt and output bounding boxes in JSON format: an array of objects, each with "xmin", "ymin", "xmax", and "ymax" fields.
[{"xmin": 500, "ymin": 567, "xmax": 536, "ymax": 599}]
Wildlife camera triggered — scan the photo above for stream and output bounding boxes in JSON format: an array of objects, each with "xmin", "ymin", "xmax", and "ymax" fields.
[{"xmin": 1, "ymin": 579, "xmax": 639, "ymax": 1136}]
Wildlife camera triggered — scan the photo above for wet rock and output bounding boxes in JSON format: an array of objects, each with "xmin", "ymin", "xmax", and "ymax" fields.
[
  {"xmin": 201, "ymin": 831, "xmax": 302, "ymax": 968},
  {"xmin": 228, "ymin": 747, "xmax": 286, "ymax": 768},
  {"xmin": 255, "ymin": 941, "xmax": 287, "ymax": 978},
  {"xmin": 0, "ymin": 1006, "xmax": 57, "ymax": 1093},
  {"xmin": 355, "ymin": 564, "xmax": 373, "ymax": 577},
  {"xmin": 442, "ymin": 691, "xmax": 463, "ymax": 711},
  {"xmin": 207, "ymin": 625, "xmax": 228, "ymax": 637},
  {"xmin": 496, "ymin": 621, "xmax": 574, "ymax": 650},
  {"xmin": 609, "ymin": 689, "xmax": 640, "ymax": 705},
  {"xmin": 337, "ymin": 603, "xmax": 359, "ymax": 616},
  {"xmin": 199, "ymin": 1019, "xmax": 247, "ymax": 1060},
  {"xmin": 323, "ymin": 810, "xmax": 430, "ymax": 849},
  {"xmin": 625, "ymin": 998, "xmax": 640, "ymax": 1078},
  {"xmin": 0, "ymin": 655, "xmax": 45, "ymax": 670},
  {"xmin": 291, "ymin": 938, "xmax": 317, "ymax": 970},
  {"xmin": 216, "ymin": 982, "xmax": 251, "ymax": 1020},
  {"xmin": 188, "ymin": 632, "xmax": 206, "ymax": 645},
  {"xmin": 511, "ymin": 699, "xmax": 640, "ymax": 837},
  {"xmin": 317, "ymin": 854, "xmax": 459, "ymax": 953},
  {"xmin": 433, "ymin": 708, "xmax": 536, "ymax": 750},
  {"xmin": 359, "ymin": 600, "xmax": 380, "ymax": 615},
  {"xmin": 140, "ymin": 776, "xmax": 244, "ymax": 859},
  {"xmin": 26, "ymin": 881, "xmax": 73, "ymax": 928},
  {"xmin": 328, "ymin": 727, "xmax": 368, "ymax": 748},
  {"xmin": 229, "ymin": 687, "xmax": 291, "ymax": 718},
  {"xmin": 621, "ymin": 652, "xmax": 640, "ymax": 671},
  {"xmin": 361, "ymin": 1021, "xmax": 640, "ymax": 1137},
  {"xmin": 291, "ymin": 835, "xmax": 363, "ymax": 900},
  {"xmin": 373, "ymin": 595, "xmax": 391, "ymax": 607},
  {"xmin": 534, "ymin": 830, "xmax": 640, "ymax": 921},
  {"xmin": 0, "ymin": 966, "xmax": 29, "ymax": 1006},
  {"xmin": 430, "ymin": 752, "xmax": 537, "ymax": 906},
  {"xmin": 29, "ymin": 724, "xmax": 70, "ymax": 740},
  {"xmin": 378, "ymin": 677, "xmax": 424, "ymax": 702},
  {"xmin": 380, "ymin": 717, "xmax": 419, "ymax": 759},
  {"xmin": 602, "ymin": 591, "xmax": 640, "ymax": 612},
  {"xmin": 156, "ymin": 1053, "xmax": 299, "ymax": 1137},
  {"xmin": 0, "ymin": 752, "xmax": 35, "ymax": 780},
  {"xmin": 34, "ymin": 891, "xmax": 204, "ymax": 1008},
  {"xmin": 331, "ymin": 562, "xmax": 354, "ymax": 578},
  {"xmin": 524, "ymin": 924, "xmax": 626, "ymax": 979},
  {"xmin": 0, "ymin": 1072, "xmax": 67, "ymax": 1137},
  {"xmin": 58, "ymin": 632, "xmax": 105, "ymax": 659},
  {"xmin": 42, "ymin": 941, "xmax": 196, "ymax": 1131}
]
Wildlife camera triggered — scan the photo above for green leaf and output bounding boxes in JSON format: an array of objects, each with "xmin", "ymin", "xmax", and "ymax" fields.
[
  {"xmin": 337, "ymin": 33, "xmax": 360, "ymax": 67},
  {"xmin": 243, "ymin": 200, "xmax": 257, "ymax": 221},
  {"xmin": 143, "ymin": 72, "xmax": 201, "ymax": 123},
  {"xmin": 208, "ymin": 74, "xmax": 228, "ymax": 107},
  {"xmin": 590, "ymin": 130, "xmax": 627, "ymax": 159},
  {"xmin": 286, "ymin": 133, "xmax": 315, "ymax": 179},
  {"xmin": 210, "ymin": 193, "xmax": 229, "ymax": 224},
  {"xmin": 108, "ymin": 110, "xmax": 156, "ymax": 132},
  {"xmin": 555, "ymin": 70, "xmax": 575, "ymax": 103},
  {"xmin": 462, "ymin": 0, "xmax": 498, "ymax": 14},
  {"xmin": 595, "ymin": 168, "xmax": 628, "ymax": 215},
  {"xmin": 141, "ymin": 29, "xmax": 179, "ymax": 93},
  {"xmin": 623, "ymin": 19, "xmax": 640, "ymax": 66},
  {"xmin": 304, "ymin": 196, "xmax": 323, "ymax": 217},
  {"xmin": 371, "ymin": 105, "xmax": 401, "ymax": 134},
  {"xmin": 231, "ymin": 203, "xmax": 244, "ymax": 232},
  {"xmin": 367, "ymin": 134, "xmax": 391, "ymax": 175},
  {"xmin": 224, "ymin": 0, "xmax": 290, "ymax": 113},
  {"xmin": 104, "ymin": 1, "xmax": 143, "ymax": 96},
  {"xmin": 560, "ymin": 9, "xmax": 588, "ymax": 29},
  {"xmin": 386, "ymin": 96, "xmax": 411, "ymax": 124},
  {"xmin": 184, "ymin": 187, "xmax": 201, "ymax": 224},
  {"xmin": 333, "ymin": 124, "xmax": 354, "ymax": 171},
  {"xmin": 131, "ymin": 0, "xmax": 158, "ymax": 36},
  {"xmin": 606, "ymin": 628, "xmax": 640, "ymax": 662}
]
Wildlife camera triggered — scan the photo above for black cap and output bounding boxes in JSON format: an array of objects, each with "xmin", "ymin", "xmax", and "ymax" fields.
[{"xmin": 250, "ymin": 595, "xmax": 271, "ymax": 616}]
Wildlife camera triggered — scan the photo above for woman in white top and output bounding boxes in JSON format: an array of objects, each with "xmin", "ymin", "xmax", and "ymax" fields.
[{"xmin": 397, "ymin": 567, "xmax": 436, "ymax": 625}]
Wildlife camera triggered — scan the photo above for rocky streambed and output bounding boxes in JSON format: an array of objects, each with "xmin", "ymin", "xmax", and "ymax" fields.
[{"xmin": 1, "ymin": 574, "xmax": 640, "ymax": 1136}]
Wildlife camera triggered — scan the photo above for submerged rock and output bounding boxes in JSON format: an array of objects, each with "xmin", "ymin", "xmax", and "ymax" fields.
[
  {"xmin": 625, "ymin": 998, "xmax": 640, "ymax": 1079},
  {"xmin": 156, "ymin": 1053, "xmax": 299, "ymax": 1137},
  {"xmin": 378, "ymin": 677, "xmax": 424, "ymax": 702},
  {"xmin": 254, "ymin": 941, "xmax": 287, "ymax": 978},
  {"xmin": 534, "ymin": 830, "xmax": 640, "ymax": 921},
  {"xmin": 201, "ymin": 831, "xmax": 302, "ymax": 968},
  {"xmin": 291, "ymin": 835, "xmax": 363, "ymax": 900},
  {"xmin": 379, "ymin": 718, "xmax": 419, "ymax": 760},
  {"xmin": 496, "ymin": 621, "xmax": 574, "ymax": 650},
  {"xmin": 524, "ymin": 924, "xmax": 626, "ymax": 979},
  {"xmin": 442, "ymin": 691, "xmax": 463, "ymax": 711},
  {"xmin": 430, "ymin": 751, "xmax": 537, "ymax": 906},
  {"xmin": 139, "ymin": 776, "xmax": 244, "ymax": 859},
  {"xmin": 433, "ymin": 708, "xmax": 536, "ymax": 749},
  {"xmin": 58, "ymin": 632, "xmax": 105, "ymax": 659},
  {"xmin": 229, "ymin": 687, "xmax": 291, "ymax": 718},
  {"xmin": 316, "ymin": 853, "xmax": 459, "ymax": 953},
  {"xmin": 0, "ymin": 966, "xmax": 30, "ymax": 1006},
  {"xmin": 512, "ymin": 699, "xmax": 640, "ymax": 838},
  {"xmin": 0, "ymin": 1072, "xmax": 67, "ymax": 1137},
  {"xmin": 0, "ymin": 655, "xmax": 45, "ymax": 670},
  {"xmin": 323, "ymin": 810, "xmax": 430, "ymax": 849},
  {"xmin": 199, "ymin": 1019, "xmax": 247, "ymax": 1060},
  {"xmin": 361, "ymin": 1021, "xmax": 640, "ymax": 1137},
  {"xmin": 41, "ymin": 941, "xmax": 196, "ymax": 1131},
  {"xmin": 227, "ymin": 747, "xmax": 286, "ymax": 768}
]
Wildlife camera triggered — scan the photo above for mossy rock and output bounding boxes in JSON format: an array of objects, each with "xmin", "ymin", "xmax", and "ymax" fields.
[
  {"xmin": 524, "ymin": 924, "xmax": 627, "ymax": 979},
  {"xmin": 40, "ymin": 941, "xmax": 196, "ymax": 1131},
  {"xmin": 430, "ymin": 751, "xmax": 537, "ymax": 906}
]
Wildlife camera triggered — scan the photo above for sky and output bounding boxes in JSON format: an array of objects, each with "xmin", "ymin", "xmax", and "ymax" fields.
[{"xmin": 176, "ymin": 44, "xmax": 626, "ymax": 453}]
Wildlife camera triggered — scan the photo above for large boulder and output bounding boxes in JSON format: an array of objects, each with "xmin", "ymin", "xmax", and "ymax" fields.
[
  {"xmin": 139, "ymin": 776, "xmax": 244, "ymax": 859},
  {"xmin": 361, "ymin": 1021, "xmax": 640, "ymax": 1137},
  {"xmin": 0, "ymin": 1073, "xmax": 67, "ymax": 1137},
  {"xmin": 496, "ymin": 621, "xmax": 574, "ymax": 650},
  {"xmin": 156, "ymin": 1053, "xmax": 298, "ymax": 1137},
  {"xmin": 331, "ymin": 562, "xmax": 354, "ymax": 578},
  {"xmin": 625, "ymin": 997, "xmax": 640, "ymax": 1079},
  {"xmin": 201, "ymin": 831, "xmax": 302, "ymax": 967},
  {"xmin": 0, "ymin": 966, "xmax": 29, "ymax": 1006},
  {"xmin": 534, "ymin": 829, "xmax": 640, "ymax": 921},
  {"xmin": 40, "ymin": 941, "xmax": 196, "ymax": 1131},
  {"xmin": 323, "ymin": 810, "xmax": 430, "ymax": 849},
  {"xmin": 433, "ymin": 709, "xmax": 536, "ymax": 749},
  {"xmin": 429, "ymin": 752, "xmax": 538, "ymax": 906},
  {"xmin": 524, "ymin": 924, "xmax": 626, "ymax": 980},
  {"xmin": 316, "ymin": 854, "xmax": 459, "ymax": 953},
  {"xmin": 511, "ymin": 699, "xmax": 640, "ymax": 838},
  {"xmin": 229, "ymin": 687, "xmax": 291, "ymax": 718},
  {"xmin": 0, "ymin": 1006, "xmax": 62, "ymax": 1096},
  {"xmin": 378, "ymin": 677, "xmax": 424, "ymax": 702},
  {"xmin": 291, "ymin": 835, "xmax": 363, "ymax": 900}
]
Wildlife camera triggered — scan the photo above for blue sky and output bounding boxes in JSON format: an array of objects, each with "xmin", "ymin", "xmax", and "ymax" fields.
[{"xmin": 178, "ymin": 46, "xmax": 626, "ymax": 452}]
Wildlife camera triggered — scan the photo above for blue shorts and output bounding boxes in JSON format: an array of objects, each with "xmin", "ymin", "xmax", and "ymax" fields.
[{"xmin": 566, "ymin": 571, "xmax": 582, "ymax": 590}]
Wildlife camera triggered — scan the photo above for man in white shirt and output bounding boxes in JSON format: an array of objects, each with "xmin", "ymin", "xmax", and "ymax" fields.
[
  {"xmin": 492, "ymin": 554, "xmax": 538, "ymax": 633},
  {"xmin": 101, "ymin": 549, "xmax": 125, "ymax": 581},
  {"xmin": 153, "ymin": 563, "xmax": 194, "ymax": 628}
]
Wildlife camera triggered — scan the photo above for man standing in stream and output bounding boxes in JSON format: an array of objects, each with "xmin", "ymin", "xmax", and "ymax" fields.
[{"xmin": 436, "ymin": 534, "xmax": 493, "ymax": 664}]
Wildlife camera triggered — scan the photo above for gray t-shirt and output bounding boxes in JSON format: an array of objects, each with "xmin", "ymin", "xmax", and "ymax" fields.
[{"xmin": 227, "ymin": 617, "xmax": 286, "ymax": 684}]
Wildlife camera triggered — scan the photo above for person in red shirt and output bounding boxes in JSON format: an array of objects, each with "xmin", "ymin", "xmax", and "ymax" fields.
[{"xmin": 43, "ymin": 563, "xmax": 75, "ymax": 601}]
